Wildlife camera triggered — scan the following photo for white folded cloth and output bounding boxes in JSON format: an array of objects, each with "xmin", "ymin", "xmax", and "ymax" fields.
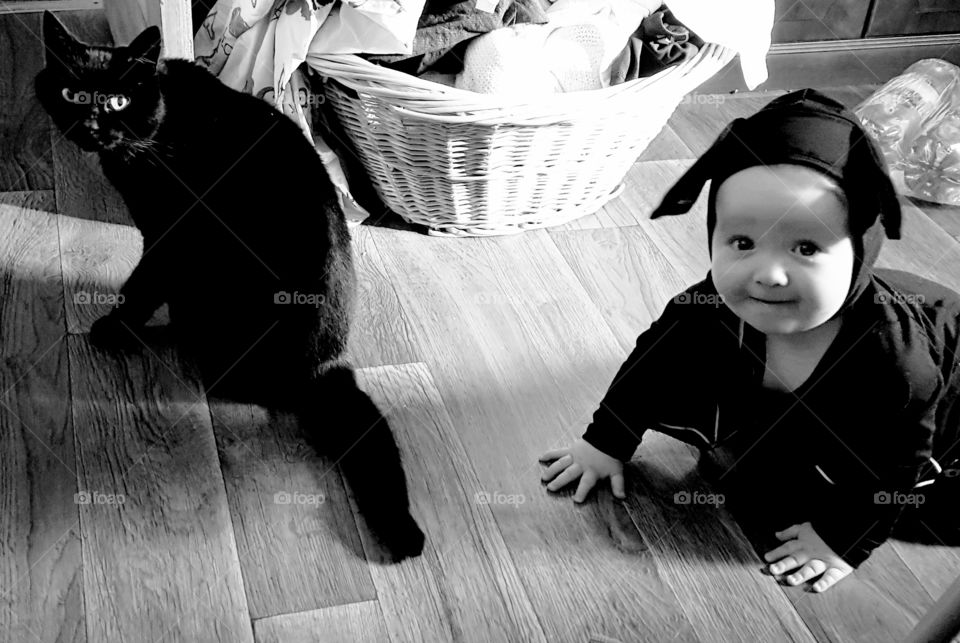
[{"xmin": 667, "ymin": 0, "xmax": 774, "ymax": 89}]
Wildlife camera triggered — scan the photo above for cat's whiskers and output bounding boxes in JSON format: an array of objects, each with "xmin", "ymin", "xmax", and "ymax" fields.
[{"xmin": 113, "ymin": 135, "xmax": 168, "ymax": 160}]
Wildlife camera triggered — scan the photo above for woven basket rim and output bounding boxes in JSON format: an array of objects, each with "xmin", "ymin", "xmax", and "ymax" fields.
[{"xmin": 306, "ymin": 43, "xmax": 735, "ymax": 125}]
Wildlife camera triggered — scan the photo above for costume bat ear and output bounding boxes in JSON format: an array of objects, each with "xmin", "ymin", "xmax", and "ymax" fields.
[
  {"xmin": 847, "ymin": 129, "xmax": 902, "ymax": 240},
  {"xmin": 875, "ymin": 167, "xmax": 902, "ymax": 240},
  {"xmin": 650, "ymin": 119, "xmax": 743, "ymax": 219}
]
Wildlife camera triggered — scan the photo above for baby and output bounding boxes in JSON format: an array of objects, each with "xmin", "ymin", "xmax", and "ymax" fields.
[{"xmin": 541, "ymin": 89, "xmax": 960, "ymax": 593}]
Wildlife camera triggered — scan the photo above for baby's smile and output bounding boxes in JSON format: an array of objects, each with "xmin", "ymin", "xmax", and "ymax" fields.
[{"xmin": 749, "ymin": 296, "xmax": 797, "ymax": 305}]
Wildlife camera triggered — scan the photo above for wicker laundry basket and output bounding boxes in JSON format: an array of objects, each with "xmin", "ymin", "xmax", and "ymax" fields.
[{"xmin": 307, "ymin": 42, "xmax": 735, "ymax": 237}]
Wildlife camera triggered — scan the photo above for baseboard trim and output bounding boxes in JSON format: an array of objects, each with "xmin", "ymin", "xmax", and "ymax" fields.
[
  {"xmin": 0, "ymin": 0, "xmax": 102, "ymax": 15},
  {"xmin": 696, "ymin": 34, "xmax": 960, "ymax": 93}
]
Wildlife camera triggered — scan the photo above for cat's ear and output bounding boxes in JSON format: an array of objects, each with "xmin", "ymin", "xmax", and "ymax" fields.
[
  {"xmin": 125, "ymin": 26, "xmax": 162, "ymax": 67},
  {"xmin": 42, "ymin": 11, "xmax": 82, "ymax": 66}
]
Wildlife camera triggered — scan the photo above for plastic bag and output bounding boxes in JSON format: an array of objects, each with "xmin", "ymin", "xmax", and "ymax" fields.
[{"xmin": 856, "ymin": 59, "xmax": 960, "ymax": 205}]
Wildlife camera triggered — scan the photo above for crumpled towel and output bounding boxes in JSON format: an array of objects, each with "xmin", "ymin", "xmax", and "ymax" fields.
[
  {"xmin": 608, "ymin": 8, "xmax": 703, "ymax": 86},
  {"xmin": 448, "ymin": 0, "xmax": 665, "ymax": 93},
  {"xmin": 455, "ymin": 21, "xmax": 606, "ymax": 94}
]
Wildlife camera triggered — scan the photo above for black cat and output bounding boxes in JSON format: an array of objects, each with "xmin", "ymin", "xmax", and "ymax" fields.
[{"xmin": 36, "ymin": 11, "xmax": 424, "ymax": 561}]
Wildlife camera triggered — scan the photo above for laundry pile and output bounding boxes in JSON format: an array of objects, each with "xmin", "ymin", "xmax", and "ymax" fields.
[
  {"xmin": 194, "ymin": 0, "xmax": 773, "ymax": 107},
  {"xmin": 365, "ymin": 0, "xmax": 703, "ymax": 94}
]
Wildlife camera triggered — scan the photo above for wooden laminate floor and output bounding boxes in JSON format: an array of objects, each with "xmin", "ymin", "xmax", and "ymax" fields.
[{"xmin": 2, "ymin": 9, "xmax": 960, "ymax": 643}]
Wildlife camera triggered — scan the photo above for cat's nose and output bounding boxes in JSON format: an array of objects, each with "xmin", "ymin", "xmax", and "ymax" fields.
[{"xmin": 85, "ymin": 120, "xmax": 99, "ymax": 131}]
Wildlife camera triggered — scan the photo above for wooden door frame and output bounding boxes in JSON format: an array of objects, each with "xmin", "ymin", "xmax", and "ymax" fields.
[{"xmin": 103, "ymin": 0, "xmax": 192, "ymax": 59}]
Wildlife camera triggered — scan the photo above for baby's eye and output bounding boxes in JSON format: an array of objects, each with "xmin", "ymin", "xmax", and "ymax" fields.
[
  {"xmin": 730, "ymin": 236, "xmax": 753, "ymax": 251},
  {"xmin": 104, "ymin": 95, "xmax": 131, "ymax": 112},
  {"xmin": 795, "ymin": 241, "xmax": 820, "ymax": 257}
]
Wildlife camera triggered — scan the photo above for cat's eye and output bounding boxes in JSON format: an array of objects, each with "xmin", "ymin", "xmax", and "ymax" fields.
[{"xmin": 104, "ymin": 95, "xmax": 131, "ymax": 113}]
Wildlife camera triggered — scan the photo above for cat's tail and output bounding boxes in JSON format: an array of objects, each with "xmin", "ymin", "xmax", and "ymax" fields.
[{"xmin": 300, "ymin": 362, "xmax": 425, "ymax": 562}]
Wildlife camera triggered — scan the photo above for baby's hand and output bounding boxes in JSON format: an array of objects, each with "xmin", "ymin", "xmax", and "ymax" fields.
[
  {"xmin": 539, "ymin": 439, "xmax": 625, "ymax": 503},
  {"xmin": 763, "ymin": 522, "xmax": 854, "ymax": 592}
]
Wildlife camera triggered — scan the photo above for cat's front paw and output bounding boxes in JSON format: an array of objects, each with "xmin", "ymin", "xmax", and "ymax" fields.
[{"xmin": 90, "ymin": 314, "xmax": 143, "ymax": 351}]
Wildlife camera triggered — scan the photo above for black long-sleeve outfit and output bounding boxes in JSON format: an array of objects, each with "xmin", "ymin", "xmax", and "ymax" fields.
[{"xmin": 583, "ymin": 269, "xmax": 960, "ymax": 567}]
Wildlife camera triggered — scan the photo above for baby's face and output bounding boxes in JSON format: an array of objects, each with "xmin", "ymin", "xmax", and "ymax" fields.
[{"xmin": 710, "ymin": 165, "xmax": 854, "ymax": 335}]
